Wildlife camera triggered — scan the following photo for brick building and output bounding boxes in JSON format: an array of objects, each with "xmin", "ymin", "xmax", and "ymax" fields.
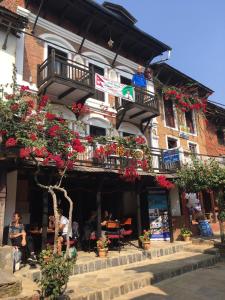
[{"xmin": 0, "ymin": 0, "xmax": 224, "ymax": 246}]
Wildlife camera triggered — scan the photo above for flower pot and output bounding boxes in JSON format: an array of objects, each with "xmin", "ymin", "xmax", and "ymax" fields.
[
  {"xmin": 183, "ymin": 235, "xmax": 191, "ymax": 242},
  {"xmin": 98, "ymin": 248, "xmax": 108, "ymax": 258},
  {"xmin": 142, "ymin": 241, "xmax": 151, "ymax": 250}
]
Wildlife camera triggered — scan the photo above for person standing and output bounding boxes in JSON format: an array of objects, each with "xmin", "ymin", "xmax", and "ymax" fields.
[{"xmin": 9, "ymin": 212, "xmax": 37, "ymax": 270}]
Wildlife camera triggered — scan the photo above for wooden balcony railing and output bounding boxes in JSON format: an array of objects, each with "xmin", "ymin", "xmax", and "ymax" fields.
[
  {"xmin": 37, "ymin": 50, "xmax": 94, "ymax": 91},
  {"xmin": 116, "ymin": 87, "xmax": 159, "ymax": 112}
]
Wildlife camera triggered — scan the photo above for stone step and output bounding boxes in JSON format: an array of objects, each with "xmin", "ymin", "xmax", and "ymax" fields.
[
  {"xmin": 192, "ymin": 237, "xmax": 219, "ymax": 246},
  {"xmin": 19, "ymin": 241, "xmax": 192, "ymax": 282},
  {"xmin": 67, "ymin": 251, "xmax": 220, "ymax": 300},
  {"xmin": 0, "ymin": 270, "xmax": 22, "ymax": 299},
  {"xmin": 183, "ymin": 244, "xmax": 220, "ymax": 256}
]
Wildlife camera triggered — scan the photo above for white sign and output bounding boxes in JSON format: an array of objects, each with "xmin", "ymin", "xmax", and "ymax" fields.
[{"xmin": 95, "ymin": 73, "xmax": 135, "ymax": 102}]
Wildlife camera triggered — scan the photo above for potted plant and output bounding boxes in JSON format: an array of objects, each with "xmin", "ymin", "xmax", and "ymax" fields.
[
  {"xmin": 38, "ymin": 248, "xmax": 76, "ymax": 299},
  {"xmin": 139, "ymin": 230, "xmax": 151, "ymax": 250},
  {"xmin": 181, "ymin": 227, "xmax": 192, "ymax": 241},
  {"xmin": 97, "ymin": 237, "xmax": 109, "ymax": 258}
]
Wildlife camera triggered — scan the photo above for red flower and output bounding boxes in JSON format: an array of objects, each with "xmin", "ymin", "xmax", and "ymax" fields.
[
  {"xmin": 10, "ymin": 103, "xmax": 19, "ymax": 111},
  {"xmin": 27, "ymin": 99, "xmax": 35, "ymax": 109},
  {"xmin": 51, "ymin": 155, "xmax": 65, "ymax": 169},
  {"xmin": 46, "ymin": 112, "xmax": 56, "ymax": 120},
  {"xmin": 156, "ymin": 175, "xmax": 174, "ymax": 190},
  {"xmin": 34, "ymin": 146, "xmax": 48, "ymax": 158},
  {"xmin": 85, "ymin": 135, "xmax": 94, "ymax": 143},
  {"xmin": 29, "ymin": 133, "xmax": 37, "ymax": 141},
  {"xmin": 66, "ymin": 160, "xmax": 74, "ymax": 170},
  {"xmin": 48, "ymin": 125, "xmax": 60, "ymax": 137},
  {"xmin": 20, "ymin": 85, "xmax": 29, "ymax": 92},
  {"xmin": 0, "ymin": 130, "xmax": 7, "ymax": 136},
  {"xmin": 120, "ymin": 166, "xmax": 140, "ymax": 182},
  {"xmin": 38, "ymin": 95, "xmax": 49, "ymax": 109},
  {"xmin": 20, "ymin": 148, "xmax": 31, "ymax": 158},
  {"xmin": 135, "ymin": 136, "xmax": 145, "ymax": 145},
  {"xmin": 5, "ymin": 137, "xmax": 17, "ymax": 147}
]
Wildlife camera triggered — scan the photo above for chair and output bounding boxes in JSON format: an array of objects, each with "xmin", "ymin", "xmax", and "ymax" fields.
[
  {"xmin": 120, "ymin": 218, "xmax": 133, "ymax": 245},
  {"xmin": 88, "ymin": 231, "xmax": 97, "ymax": 253},
  {"xmin": 105, "ymin": 221, "xmax": 123, "ymax": 252}
]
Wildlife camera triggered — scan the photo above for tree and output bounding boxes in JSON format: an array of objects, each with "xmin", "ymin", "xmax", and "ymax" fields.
[
  {"xmin": 0, "ymin": 85, "xmax": 88, "ymax": 255},
  {"xmin": 175, "ymin": 157, "xmax": 225, "ymax": 242}
]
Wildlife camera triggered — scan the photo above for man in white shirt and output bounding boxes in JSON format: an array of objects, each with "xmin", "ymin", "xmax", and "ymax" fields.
[{"xmin": 49, "ymin": 209, "xmax": 72, "ymax": 255}]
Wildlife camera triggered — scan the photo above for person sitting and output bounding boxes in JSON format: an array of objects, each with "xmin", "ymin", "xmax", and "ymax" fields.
[
  {"xmin": 48, "ymin": 209, "xmax": 72, "ymax": 255},
  {"xmin": 101, "ymin": 210, "xmax": 112, "ymax": 227},
  {"xmin": 9, "ymin": 212, "xmax": 37, "ymax": 270},
  {"xmin": 82, "ymin": 211, "xmax": 97, "ymax": 250}
]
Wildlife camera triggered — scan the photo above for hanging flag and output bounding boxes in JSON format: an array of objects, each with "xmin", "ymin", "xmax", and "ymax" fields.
[{"xmin": 95, "ymin": 73, "xmax": 135, "ymax": 102}]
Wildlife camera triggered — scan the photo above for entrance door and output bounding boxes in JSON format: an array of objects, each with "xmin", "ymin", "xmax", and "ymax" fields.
[{"xmin": 48, "ymin": 46, "xmax": 68, "ymax": 78}]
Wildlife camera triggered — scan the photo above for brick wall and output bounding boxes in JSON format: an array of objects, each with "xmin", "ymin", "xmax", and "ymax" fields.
[
  {"xmin": 0, "ymin": 0, "xmax": 25, "ymax": 12},
  {"xmin": 205, "ymin": 121, "xmax": 225, "ymax": 156},
  {"xmin": 0, "ymin": 173, "xmax": 6, "ymax": 246},
  {"xmin": 156, "ymin": 101, "xmax": 208, "ymax": 154}
]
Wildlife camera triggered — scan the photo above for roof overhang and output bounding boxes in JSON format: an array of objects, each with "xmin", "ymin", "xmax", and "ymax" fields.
[{"xmin": 152, "ymin": 63, "xmax": 213, "ymax": 97}]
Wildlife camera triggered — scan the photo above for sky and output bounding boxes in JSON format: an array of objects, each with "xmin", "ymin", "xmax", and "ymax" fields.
[{"xmin": 96, "ymin": 0, "xmax": 225, "ymax": 105}]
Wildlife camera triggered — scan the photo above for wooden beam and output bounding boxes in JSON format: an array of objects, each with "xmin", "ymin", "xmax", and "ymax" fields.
[
  {"xmin": 2, "ymin": 22, "xmax": 12, "ymax": 50},
  {"xmin": 111, "ymin": 35, "xmax": 126, "ymax": 67},
  {"xmin": 78, "ymin": 17, "xmax": 95, "ymax": 53},
  {"xmin": 116, "ymin": 109, "xmax": 127, "ymax": 129},
  {"xmin": 58, "ymin": 87, "xmax": 76, "ymax": 100},
  {"xmin": 129, "ymin": 110, "xmax": 146, "ymax": 119}
]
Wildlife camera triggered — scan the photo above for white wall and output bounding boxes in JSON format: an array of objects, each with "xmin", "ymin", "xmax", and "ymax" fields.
[
  {"xmin": 170, "ymin": 186, "xmax": 181, "ymax": 217},
  {"xmin": 4, "ymin": 171, "xmax": 18, "ymax": 227},
  {"xmin": 0, "ymin": 30, "xmax": 17, "ymax": 88}
]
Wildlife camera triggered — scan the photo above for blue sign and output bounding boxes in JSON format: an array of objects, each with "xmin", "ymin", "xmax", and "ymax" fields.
[
  {"xmin": 163, "ymin": 149, "xmax": 180, "ymax": 164},
  {"xmin": 198, "ymin": 220, "xmax": 213, "ymax": 237}
]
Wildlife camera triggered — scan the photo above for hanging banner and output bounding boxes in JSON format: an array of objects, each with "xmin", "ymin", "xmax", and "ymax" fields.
[{"xmin": 95, "ymin": 73, "xmax": 135, "ymax": 102}]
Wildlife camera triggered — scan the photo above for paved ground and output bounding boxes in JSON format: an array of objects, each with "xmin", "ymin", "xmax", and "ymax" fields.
[{"xmin": 117, "ymin": 262, "xmax": 225, "ymax": 300}]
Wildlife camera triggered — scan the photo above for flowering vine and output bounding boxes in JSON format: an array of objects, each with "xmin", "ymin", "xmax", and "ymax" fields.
[
  {"xmin": 163, "ymin": 84, "xmax": 208, "ymax": 113},
  {"xmin": 156, "ymin": 175, "xmax": 175, "ymax": 190}
]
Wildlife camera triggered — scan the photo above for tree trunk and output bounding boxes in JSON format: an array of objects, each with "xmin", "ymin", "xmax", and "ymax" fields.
[
  {"xmin": 54, "ymin": 186, "xmax": 73, "ymax": 257},
  {"xmin": 218, "ymin": 188, "xmax": 225, "ymax": 244},
  {"xmin": 49, "ymin": 187, "xmax": 59, "ymax": 254}
]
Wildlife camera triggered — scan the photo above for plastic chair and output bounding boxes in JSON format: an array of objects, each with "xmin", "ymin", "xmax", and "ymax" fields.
[{"xmin": 105, "ymin": 221, "xmax": 123, "ymax": 252}]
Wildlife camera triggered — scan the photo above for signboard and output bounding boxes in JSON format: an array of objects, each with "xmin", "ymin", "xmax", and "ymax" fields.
[
  {"xmin": 95, "ymin": 73, "xmax": 135, "ymax": 102},
  {"xmin": 163, "ymin": 149, "xmax": 180, "ymax": 164},
  {"xmin": 179, "ymin": 132, "xmax": 189, "ymax": 140},
  {"xmin": 148, "ymin": 193, "xmax": 170, "ymax": 241}
]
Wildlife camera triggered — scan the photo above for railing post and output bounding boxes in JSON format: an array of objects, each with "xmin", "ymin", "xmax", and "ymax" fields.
[
  {"xmin": 51, "ymin": 49, "xmax": 55, "ymax": 77},
  {"xmin": 37, "ymin": 64, "xmax": 40, "ymax": 87}
]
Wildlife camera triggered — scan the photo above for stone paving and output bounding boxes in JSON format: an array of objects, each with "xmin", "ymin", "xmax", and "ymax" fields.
[
  {"xmin": 3, "ymin": 241, "xmax": 220, "ymax": 299},
  {"xmin": 116, "ymin": 262, "xmax": 225, "ymax": 300}
]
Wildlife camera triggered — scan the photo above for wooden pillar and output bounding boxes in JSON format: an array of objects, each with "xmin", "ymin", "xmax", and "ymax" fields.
[
  {"xmin": 96, "ymin": 177, "xmax": 104, "ymax": 239},
  {"xmin": 41, "ymin": 191, "xmax": 48, "ymax": 250},
  {"xmin": 198, "ymin": 192, "xmax": 205, "ymax": 216},
  {"xmin": 167, "ymin": 190, "xmax": 174, "ymax": 243},
  {"xmin": 0, "ymin": 172, "xmax": 6, "ymax": 246},
  {"xmin": 96, "ymin": 190, "xmax": 102, "ymax": 239},
  {"xmin": 136, "ymin": 192, "xmax": 142, "ymax": 237},
  {"xmin": 181, "ymin": 192, "xmax": 190, "ymax": 227},
  {"xmin": 209, "ymin": 190, "xmax": 216, "ymax": 223}
]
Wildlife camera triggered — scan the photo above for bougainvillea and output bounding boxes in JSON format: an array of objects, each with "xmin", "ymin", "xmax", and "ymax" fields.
[
  {"xmin": 0, "ymin": 85, "xmax": 153, "ymax": 183},
  {"xmin": 156, "ymin": 175, "xmax": 175, "ymax": 190},
  {"xmin": 0, "ymin": 86, "xmax": 87, "ymax": 170},
  {"xmin": 163, "ymin": 84, "xmax": 209, "ymax": 113}
]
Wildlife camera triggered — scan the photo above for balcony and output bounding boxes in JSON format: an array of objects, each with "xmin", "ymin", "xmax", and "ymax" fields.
[
  {"xmin": 115, "ymin": 87, "xmax": 160, "ymax": 132},
  {"xmin": 37, "ymin": 50, "xmax": 95, "ymax": 104}
]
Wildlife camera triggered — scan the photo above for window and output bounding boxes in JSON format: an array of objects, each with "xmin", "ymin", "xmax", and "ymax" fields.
[
  {"xmin": 89, "ymin": 63, "xmax": 105, "ymax": 102},
  {"xmin": 120, "ymin": 76, "xmax": 132, "ymax": 86},
  {"xmin": 217, "ymin": 129, "xmax": 225, "ymax": 145},
  {"xmin": 185, "ymin": 111, "xmax": 195, "ymax": 134},
  {"xmin": 90, "ymin": 125, "xmax": 106, "ymax": 137},
  {"xmin": 121, "ymin": 132, "xmax": 134, "ymax": 137},
  {"xmin": 167, "ymin": 137, "xmax": 178, "ymax": 149},
  {"xmin": 164, "ymin": 99, "xmax": 175, "ymax": 128},
  {"xmin": 189, "ymin": 143, "xmax": 197, "ymax": 155},
  {"xmin": 48, "ymin": 46, "xmax": 68, "ymax": 77}
]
